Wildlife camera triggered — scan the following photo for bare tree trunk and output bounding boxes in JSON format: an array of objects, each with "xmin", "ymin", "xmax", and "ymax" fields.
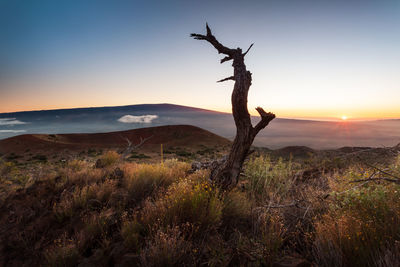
[{"xmin": 191, "ymin": 24, "xmax": 275, "ymax": 190}]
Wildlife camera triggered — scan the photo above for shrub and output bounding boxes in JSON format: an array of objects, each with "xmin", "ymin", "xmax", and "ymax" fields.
[
  {"xmin": 0, "ymin": 161, "xmax": 15, "ymax": 176},
  {"xmin": 313, "ymin": 174, "xmax": 400, "ymax": 266},
  {"xmin": 59, "ymin": 166, "xmax": 102, "ymax": 186},
  {"xmin": 139, "ymin": 226, "xmax": 193, "ymax": 267},
  {"xmin": 222, "ymin": 189, "xmax": 252, "ymax": 229},
  {"xmin": 121, "ymin": 218, "xmax": 144, "ymax": 251},
  {"xmin": 76, "ymin": 210, "xmax": 116, "ymax": 254},
  {"xmin": 244, "ymin": 156, "xmax": 297, "ymax": 202},
  {"xmin": 67, "ymin": 159, "xmax": 87, "ymax": 172},
  {"xmin": 140, "ymin": 170, "xmax": 223, "ymax": 231},
  {"xmin": 123, "ymin": 160, "xmax": 190, "ymax": 202},
  {"xmin": 54, "ymin": 180, "xmax": 116, "ymax": 221},
  {"xmin": 96, "ymin": 151, "xmax": 120, "ymax": 168},
  {"xmin": 129, "ymin": 153, "xmax": 151, "ymax": 159},
  {"xmin": 32, "ymin": 154, "xmax": 47, "ymax": 162},
  {"xmin": 372, "ymin": 241, "xmax": 400, "ymax": 267},
  {"xmin": 45, "ymin": 242, "xmax": 79, "ymax": 267},
  {"xmin": 0, "ymin": 160, "xmax": 30, "ymax": 186},
  {"xmin": 252, "ymin": 209, "xmax": 285, "ymax": 260}
]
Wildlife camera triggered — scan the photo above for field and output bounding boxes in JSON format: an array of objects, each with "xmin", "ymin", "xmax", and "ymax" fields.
[{"xmin": 1, "ymin": 140, "xmax": 400, "ymax": 266}]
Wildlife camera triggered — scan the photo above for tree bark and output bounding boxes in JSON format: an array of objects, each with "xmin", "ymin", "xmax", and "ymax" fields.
[{"xmin": 191, "ymin": 24, "xmax": 275, "ymax": 190}]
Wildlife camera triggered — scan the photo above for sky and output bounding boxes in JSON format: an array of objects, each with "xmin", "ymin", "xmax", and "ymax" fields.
[{"xmin": 1, "ymin": 0, "xmax": 399, "ymax": 120}]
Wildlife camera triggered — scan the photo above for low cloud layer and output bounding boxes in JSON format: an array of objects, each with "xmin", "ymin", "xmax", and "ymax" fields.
[
  {"xmin": 0, "ymin": 130, "xmax": 26, "ymax": 133},
  {"xmin": 0, "ymin": 118, "xmax": 27, "ymax": 125},
  {"xmin": 117, "ymin": 115, "xmax": 158, "ymax": 124}
]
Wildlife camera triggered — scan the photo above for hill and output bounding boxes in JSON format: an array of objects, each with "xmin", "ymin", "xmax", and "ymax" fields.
[{"xmin": 0, "ymin": 125, "xmax": 231, "ymax": 163}]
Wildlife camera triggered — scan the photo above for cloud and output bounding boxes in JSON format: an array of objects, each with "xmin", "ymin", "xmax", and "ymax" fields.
[
  {"xmin": 0, "ymin": 130, "xmax": 26, "ymax": 133},
  {"xmin": 0, "ymin": 118, "xmax": 27, "ymax": 125},
  {"xmin": 117, "ymin": 115, "xmax": 158, "ymax": 124}
]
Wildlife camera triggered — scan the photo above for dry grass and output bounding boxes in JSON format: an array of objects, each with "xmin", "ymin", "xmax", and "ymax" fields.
[
  {"xmin": 313, "ymin": 171, "xmax": 400, "ymax": 266},
  {"xmin": 139, "ymin": 170, "xmax": 223, "ymax": 231},
  {"xmin": 139, "ymin": 226, "xmax": 193, "ymax": 267},
  {"xmin": 122, "ymin": 159, "xmax": 190, "ymax": 202},
  {"xmin": 1, "ymin": 151, "xmax": 400, "ymax": 266}
]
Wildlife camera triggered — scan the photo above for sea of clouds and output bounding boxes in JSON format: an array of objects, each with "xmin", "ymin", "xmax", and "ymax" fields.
[
  {"xmin": 0, "ymin": 130, "xmax": 26, "ymax": 133},
  {"xmin": 117, "ymin": 115, "xmax": 158, "ymax": 124},
  {"xmin": 0, "ymin": 118, "xmax": 26, "ymax": 125}
]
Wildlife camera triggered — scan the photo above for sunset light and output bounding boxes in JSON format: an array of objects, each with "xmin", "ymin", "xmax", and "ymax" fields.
[{"xmin": 1, "ymin": 2, "xmax": 400, "ymax": 265}]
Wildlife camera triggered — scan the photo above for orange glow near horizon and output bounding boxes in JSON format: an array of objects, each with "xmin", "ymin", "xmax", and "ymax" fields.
[
  {"xmin": 1, "ymin": 100, "xmax": 399, "ymax": 122},
  {"xmin": 1, "ymin": 80, "xmax": 399, "ymax": 121}
]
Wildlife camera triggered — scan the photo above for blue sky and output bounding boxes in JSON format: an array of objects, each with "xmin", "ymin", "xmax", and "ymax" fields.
[{"xmin": 1, "ymin": 0, "xmax": 399, "ymax": 119}]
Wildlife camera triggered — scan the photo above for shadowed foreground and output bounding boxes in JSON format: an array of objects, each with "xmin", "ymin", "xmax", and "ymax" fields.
[{"xmin": 1, "ymin": 146, "xmax": 400, "ymax": 266}]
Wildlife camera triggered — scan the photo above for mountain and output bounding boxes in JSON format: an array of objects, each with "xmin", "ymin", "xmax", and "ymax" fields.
[{"xmin": 1, "ymin": 103, "xmax": 399, "ymax": 149}]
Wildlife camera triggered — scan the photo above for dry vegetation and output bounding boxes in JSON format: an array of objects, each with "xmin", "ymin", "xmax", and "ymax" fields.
[{"xmin": 1, "ymin": 148, "xmax": 400, "ymax": 266}]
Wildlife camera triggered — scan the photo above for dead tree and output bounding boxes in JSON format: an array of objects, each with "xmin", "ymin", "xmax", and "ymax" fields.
[
  {"xmin": 191, "ymin": 24, "xmax": 275, "ymax": 189},
  {"xmin": 120, "ymin": 135, "xmax": 153, "ymax": 160}
]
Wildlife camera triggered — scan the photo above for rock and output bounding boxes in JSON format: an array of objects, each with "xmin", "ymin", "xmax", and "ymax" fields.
[{"xmin": 190, "ymin": 155, "xmax": 227, "ymax": 173}]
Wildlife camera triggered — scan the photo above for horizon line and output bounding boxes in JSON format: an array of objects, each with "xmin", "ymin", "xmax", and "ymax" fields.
[{"xmin": 0, "ymin": 103, "xmax": 398, "ymax": 122}]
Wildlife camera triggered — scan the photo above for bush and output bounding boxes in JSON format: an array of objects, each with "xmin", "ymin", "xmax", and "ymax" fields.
[
  {"xmin": 313, "ymin": 174, "xmax": 400, "ymax": 266},
  {"xmin": 140, "ymin": 226, "xmax": 193, "ymax": 267},
  {"xmin": 95, "ymin": 151, "xmax": 120, "ymax": 168},
  {"xmin": 222, "ymin": 190, "xmax": 252, "ymax": 228},
  {"xmin": 57, "ymin": 163, "xmax": 103, "ymax": 187},
  {"xmin": 123, "ymin": 160, "xmax": 190, "ymax": 202},
  {"xmin": 54, "ymin": 180, "xmax": 116, "ymax": 221},
  {"xmin": 67, "ymin": 159, "xmax": 87, "ymax": 172},
  {"xmin": 244, "ymin": 156, "xmax": 297, "ymax": 202},
  {"xmin": 252, "ymin": 209, "xmax": 285, "ymax": 260},
  {"xmin": 45, "ymin": 242, "xmax": 79, "ymax": 267},
  {"xmin": 140, "ymin": 170, "xmax": 223, "ymax": 231},
  {"xmin": 0, "ymin": 160, "xmax": 30, "ymax": 186},
  {"xmin": 32, "ymin": 154, "xmax": 47, "ymax": 162},
  {"xmin": 76, "ymin": 210, "xmax": 116, "ymax": 254},
  {"xmin": 121, "ymin": 218, "xmax": 144, "ymax": 251}
]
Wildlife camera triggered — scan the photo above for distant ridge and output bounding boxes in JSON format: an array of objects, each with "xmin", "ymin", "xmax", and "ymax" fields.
[
  {"xmin": 0, "ymin": 125, "xmax": 231, "ymax": 156},
  {"xmin": 1, "ymin": 103, "xmax": 399, "ymax": 149},
  {"xmin": 0, "ymin": 103, "xmax": 227, "ymax": 116}
]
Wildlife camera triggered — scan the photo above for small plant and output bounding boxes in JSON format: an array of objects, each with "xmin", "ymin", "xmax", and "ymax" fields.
[
  {"xmin": 244, "ymin": 155, "xmax": 297, "ymax": 202},
  {"xmin": 123, "ymin": 160, "xmax": 190, "ymax": 202},
  {"xmin": 67, "ymin": 159, "xmax": 86, "ymax": 171},
  {"xmin": 121, "ymin": 218, "xmax": 144, "ymax": 251},
  {"xmin": 140, "ymin": 170, "xmax": 223, "ymax": 231},
  {"xmin": 253, "ymin": 209, "xmax": 285, "ymax": 260},
  {"xmin": 32, "ymin": 154, "xmax": 47, "ymax": 162},
  {"xmin": 54, "ymin": 180, "xmax": 116, "ymax": 221},
  {"xmin": 129, "ymin": 153, "xmax": 151, "ymax": 159},
  {"xmin": 95, "ymin": 151, "xmax": 120, "ymax": 168},
  {"xmin": 6, "ymin": 152, "xmax": 21, "ymax": 161},
  {"xmin": 140, "ymin": 226, "xmax": 193, "ymax": 266},
  {"xmin": 45, "ymin": 241, "xmax": 79, "ymax": 267},
  {"xmin": 76, "ymin": 210, "xmax": 115, "ymax": 253},
  {"xmin": 175, "ymin": 149, "xmax": 193, "ymax": 158},
  {"xmin": 222, "ymin": 189, "xmax": 252, "ymax": 228},
  {"xmin": 87, "ymin": 148, "xmax": 97, "ymax": 156}
]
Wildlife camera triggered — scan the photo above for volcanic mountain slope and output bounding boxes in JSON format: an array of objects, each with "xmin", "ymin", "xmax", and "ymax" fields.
[{"xmin": 0, "ymin": 125, "xmax": 231, "ymax": 162}]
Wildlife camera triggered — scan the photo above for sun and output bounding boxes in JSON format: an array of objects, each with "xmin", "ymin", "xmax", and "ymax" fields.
[{"xmin": 341, "ymin": 115, "xmax": 348, "ymax": 121}]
